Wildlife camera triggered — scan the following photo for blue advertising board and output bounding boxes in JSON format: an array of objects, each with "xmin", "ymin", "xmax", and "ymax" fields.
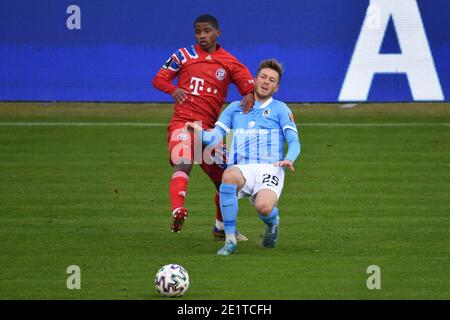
[{"xmin": 0, "ymin": 0, "xmax": 448, "ymax": 102}]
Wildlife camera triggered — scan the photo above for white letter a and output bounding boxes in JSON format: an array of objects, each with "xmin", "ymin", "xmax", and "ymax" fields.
[
  {"xmin": 66, "ymin": 5, "xmax": 81, "ymax": 30},
  {"xmin": 66, "ymin": 265, "xmax": 81, "ymax": 289},
  {"xmin": 339, "ymin": 0, "xmax": 444, "ymax": 101}
]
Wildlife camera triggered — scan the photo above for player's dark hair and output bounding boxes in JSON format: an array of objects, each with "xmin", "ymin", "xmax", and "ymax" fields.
[
  {"xmin": 257, "ymin": 59, "xmax": 284, "ymax": 83},
  {"xmin": 194, "ymin": 14, "xmax": 219, "ymax": 29}
]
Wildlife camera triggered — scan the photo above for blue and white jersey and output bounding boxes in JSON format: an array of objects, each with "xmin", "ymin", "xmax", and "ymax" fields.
[{"xmin": 215, "ymin": 98, "xmax": 298, "ymax": 165}]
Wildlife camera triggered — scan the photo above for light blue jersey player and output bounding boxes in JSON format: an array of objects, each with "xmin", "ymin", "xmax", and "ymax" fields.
[
  {"xmin": 186, "ymin": 59, "xmax": 301, "ymax": 256},
  {"xmin": 215, "ymin": 97, "xmax": 298, "ymax": 166}
]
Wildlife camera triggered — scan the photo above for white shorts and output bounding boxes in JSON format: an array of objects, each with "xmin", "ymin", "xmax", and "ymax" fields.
[{"xmin": 232, "ymin": 163, "xmax": 285, "ymax": 205}]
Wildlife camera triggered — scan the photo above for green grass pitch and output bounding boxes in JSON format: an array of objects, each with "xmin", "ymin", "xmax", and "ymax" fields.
[{"xmin": 0, "ymin": 102, "xmax": 449, "ymax": 299}]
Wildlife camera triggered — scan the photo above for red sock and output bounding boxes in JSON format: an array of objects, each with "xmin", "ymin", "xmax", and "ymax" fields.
[
  {"xmin": 169, "ymin": 171, "xmax": 189, "ymax": 211},
  {"xmin": 215, "ymin": 191, "xmax": 223, "ymax": 222}
]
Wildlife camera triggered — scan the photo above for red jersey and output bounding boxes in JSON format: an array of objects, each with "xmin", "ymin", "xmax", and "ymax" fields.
[{"xmin": 152, "ymin": 44, "xmax": 254, "ymax": 128}]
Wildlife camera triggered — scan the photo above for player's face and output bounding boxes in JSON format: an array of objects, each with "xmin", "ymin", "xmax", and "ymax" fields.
[
  {"xmin": 194, "ymin": 22, "xmax": 220, "ymax": 53},
  {"xmin": 254, "ymin": 68, "xmax": 280, "ymax": 100}
]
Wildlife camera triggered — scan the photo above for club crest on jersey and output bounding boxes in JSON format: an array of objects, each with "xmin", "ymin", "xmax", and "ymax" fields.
[
  {"xmin": 262, "ymin": 109, "xmax": 271, "ymax": 117},
  {"xmin": 216, "ymin": 68, "xmax": 226, "ymax": 81}
]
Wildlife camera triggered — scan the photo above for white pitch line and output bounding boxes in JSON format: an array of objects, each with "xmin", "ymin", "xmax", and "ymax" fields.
[
  {"xmin": 0, "ymin": 122, "xmax": 449, "ymax": 127},
  {"xmin": 339, "ymin": 103, "xmax": 358, "ymax": 109}
]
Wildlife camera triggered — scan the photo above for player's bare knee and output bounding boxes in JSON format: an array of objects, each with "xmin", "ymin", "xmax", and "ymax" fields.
[
  {"xmin": 255, "ymin": 202, "xmax": 274, "ymax": 216},
  {"xmin": 222, "ymin": 168, "xmax": 240, "ymax": 185}
]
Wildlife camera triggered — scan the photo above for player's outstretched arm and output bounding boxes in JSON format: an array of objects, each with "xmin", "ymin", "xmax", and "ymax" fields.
[
  {"xmin": 274, "ymin": 129, "xmax": 301, "ymax": 172},
  {"xmin": 240, "ymin": 92, "xmax": 255, "ymax": 114},
  {"xmin": 229, "ymin": 58, "xmax": 255, "ymax": 114},
  {"xmin": 185, "ymin": 122, "xmax": 226, "ymax": 147}
]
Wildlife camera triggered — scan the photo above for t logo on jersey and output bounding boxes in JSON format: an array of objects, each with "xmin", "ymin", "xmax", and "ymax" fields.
[
  {"xmin": 262, "ymin": 109, "xmax": 271, "ymax": 117},
  {"xmin": 190, "ymin": 77, "xmax": 205, "ymax": 95}
]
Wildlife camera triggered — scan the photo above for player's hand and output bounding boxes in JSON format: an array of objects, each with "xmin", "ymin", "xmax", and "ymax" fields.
[
  {"xmin": 184, "ymin": 122, "xmax": 202, "ymax": 133},
  {"xmin": 273, "ymin": 160, "xmax": 294, "ymax": 171},
  {"xmin": 172, "ymin": 88, "xmax": 188, "ymax": 104},
  {"xmin": 240, "ymin": 92, "xmax": 255, "ymax": 114}
]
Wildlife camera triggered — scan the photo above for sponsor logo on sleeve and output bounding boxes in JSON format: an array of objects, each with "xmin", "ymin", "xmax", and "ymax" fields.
[
  {"xmin": 163, "ymin": 57, "xmax": 173, "ymax": 70},
  {"xmin": 288, "ymin": 112, "xmax": 295, "ymax": 122}
]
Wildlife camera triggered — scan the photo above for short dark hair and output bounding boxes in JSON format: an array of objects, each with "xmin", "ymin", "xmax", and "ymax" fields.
[
  {"xmin": 194, "ymin": 14, "xmax": 219, "ymax": 29},
  {"xmin": 257, "ymin": 59, "xmax": 284, "ymax": 83}
]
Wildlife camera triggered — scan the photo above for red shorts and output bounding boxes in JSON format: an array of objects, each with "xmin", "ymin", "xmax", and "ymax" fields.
[{"xmin": 167, "ymin": 120, "xmax": 226, "ymax": 185}]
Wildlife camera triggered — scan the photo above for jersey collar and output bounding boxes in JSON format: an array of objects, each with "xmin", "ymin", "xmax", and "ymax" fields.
[
  {"xmin": 195, "ymin": 43, "xmax": 222, "ymax": 56},
  {"xmin": 254, "ymin": 97, "xmax": 273, "ymax": 109}
]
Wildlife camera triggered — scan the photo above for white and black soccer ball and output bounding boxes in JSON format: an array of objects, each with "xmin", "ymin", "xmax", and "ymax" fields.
[{"xmin": 155, "ymin": 264, "xmax": 190, "ymax": 297}]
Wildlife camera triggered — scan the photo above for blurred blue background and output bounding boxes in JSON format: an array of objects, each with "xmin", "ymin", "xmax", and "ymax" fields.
[{"xmin": 0, "ymin": 0, "xmax": 448, "ymax": 102}]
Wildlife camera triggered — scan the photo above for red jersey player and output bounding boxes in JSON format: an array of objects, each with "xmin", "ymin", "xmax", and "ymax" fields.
[{"xmin": 152, "ymin": 14, "xmax": 254, "ymax": 239}]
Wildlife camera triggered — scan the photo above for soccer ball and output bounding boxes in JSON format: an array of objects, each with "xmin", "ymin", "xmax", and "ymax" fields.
[{"xmin": 154, "ymin": 264, "xmax": 190, "ymax": 297}]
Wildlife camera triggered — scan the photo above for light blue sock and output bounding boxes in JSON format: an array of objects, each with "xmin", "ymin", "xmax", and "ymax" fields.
[
  {"xmin": 219, "ymin": 184, "xmax": 238, "ymax": 239},
  {"xmin": 258, "ymin": 207, "xmax": 279, "ymax": 227}
]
